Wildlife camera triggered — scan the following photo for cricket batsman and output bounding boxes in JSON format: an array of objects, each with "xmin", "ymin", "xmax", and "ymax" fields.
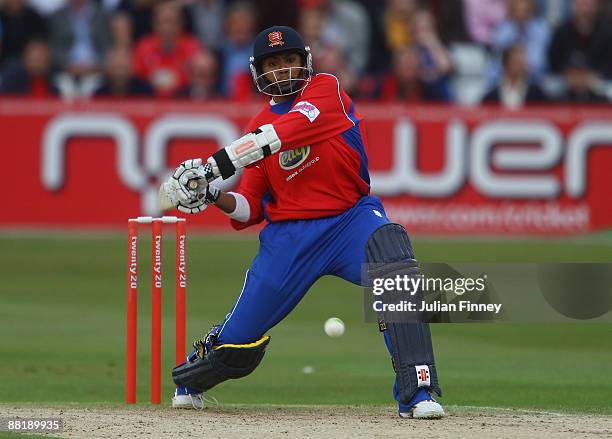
[{"xmin": 160, "ymin": 26, "xmax": 444, "ymax": 418}]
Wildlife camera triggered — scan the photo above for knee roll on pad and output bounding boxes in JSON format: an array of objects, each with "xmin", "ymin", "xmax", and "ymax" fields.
[
  {"xmin": 366, "ymin": 224, "xmax": 442, "ymax": 403},
  {"xmin": 366, "ymin": 223, "xmax": 415, "ymax": 265},
  {"xmin": 172, "ymin": 336, "xmax": 271, "ymax": 392}
]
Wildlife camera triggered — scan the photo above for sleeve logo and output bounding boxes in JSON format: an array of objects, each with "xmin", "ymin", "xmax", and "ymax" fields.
[{"xmin": 290, "ymin": 101, "xmax": 320, "ymax": 123}]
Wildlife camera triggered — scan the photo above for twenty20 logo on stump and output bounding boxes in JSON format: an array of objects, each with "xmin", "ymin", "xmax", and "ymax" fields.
[{"xmin": 279, "ymin": 146, "xmax": 310, "ymax": 170}]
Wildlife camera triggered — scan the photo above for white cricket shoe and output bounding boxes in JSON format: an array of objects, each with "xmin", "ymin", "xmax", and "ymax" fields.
[
  {"xmin": 399, "ymin": 399, "xmax": 445, "ymax": 419},
  {"xmin": 172, "ymin": 387, "xmax": 205, "ymax": 410},
  {"xmin": 398, "ymin": 388, "xmax": 445, "ymax": 419}
]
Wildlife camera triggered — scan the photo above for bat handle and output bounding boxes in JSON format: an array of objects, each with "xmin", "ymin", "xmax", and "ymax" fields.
[{"xmin": 187, "ymin": 179, "xmax": 200, "ymax": 190}]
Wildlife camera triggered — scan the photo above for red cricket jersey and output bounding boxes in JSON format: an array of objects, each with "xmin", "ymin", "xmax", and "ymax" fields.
[{"xmin": 231, "ymin": 73, "xmax": 371, "ymax": 230}]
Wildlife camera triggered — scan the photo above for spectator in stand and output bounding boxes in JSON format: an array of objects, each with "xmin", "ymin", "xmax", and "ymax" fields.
[
  {"xmin": 117, "ymin": 0, "xmax": 193, "ymax": 43},
  {"xmin": 488, "ymin": 0, "xmax": 550, "ymax": 83},
  {"xmin": 315, "ymin": 45, "xmax": 360, "ymax": 96},
  {"xmin": 558, "ymin": 51, "xmax": 608, "ymax": 102},
  {"xmin": 463, "ymin": 0, "xmax": 507, "ymax": 47},
  {"xmin": 0, "ymin": 39, "xmax": 57, "ymax": 96},
  {"xmin": 298, "ymin": 6, "xmax": 328, "ymax": 54},
  {"xmin": 384, "ymin": 0, "xmax": 419, "ymax": 51},
  {"xmin": 48, "ymin": 0, "xmax": 112, "ymax": 76},
  {"xmin": 298, "ymin": 0, "xmax": 371, "ymax": 75},
  {"xmin": 353, "ymin": 0, "xmax": 393, "ymax": 73},
  {"xmin": 301, "ymin": 0, "xmax": 370, "ymax": 74},
  {"xmin": 482, "ymin": 45, "xmax": 547, "ymax": 108},
  {"xmin": 219, "ymin": 1, "xmax": 256, "ymax": 100},
  {"xmin": 548, "ymin": 0, "xmax": 612, "ymax": 78},
  {"xmin": 186, "ymin": 0, "xmax": 226, "ymax": 51},
  {"xmin": 379, "ymin": 44, "xmax": 450, "ymax": 102},
  {"xmin": 300, "ymin": 0, "xmax": 377, "ymax": 95},
  {"xmin": 133, "ymin": 2, "xmax": 202, "ymax": 97},
  {"xmin": 93, "ymin": 47, "xmax": 154, "ymax": 97},
  {"xmin": 110, "ymin": 9, "xmax": 133, "ymax": 50},
  {"xmin": 411, "ymin": 9, "xmax": 453, "ymax": 93},
  {"xmin": 175, "ymin": 50, "xmax": 220, "ymax": 99},
  {"xmin": 0, "ymin": 0, "xmax": 47, "ymax": 67}
]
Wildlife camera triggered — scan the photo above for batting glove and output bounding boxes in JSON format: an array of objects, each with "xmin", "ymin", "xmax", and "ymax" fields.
[
  {"xmin": 173, "ymin": 158, "xmax": 209, "ymax": 202},
  {"xmin": 176, "ymin": 185, "xmax": 220, "ymax": 214}
]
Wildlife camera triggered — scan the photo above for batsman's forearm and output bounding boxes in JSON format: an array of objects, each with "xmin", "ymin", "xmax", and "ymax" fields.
[
  {"xmin": 206, "ymin": 124, "xmax": 281, "ymax": 180},
  {"xmin": 213, "ymin": 192, "xmax": 237, "ymax": 214}
]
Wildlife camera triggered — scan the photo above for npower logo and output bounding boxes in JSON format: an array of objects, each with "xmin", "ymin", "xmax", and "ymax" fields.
[
  {"xmin": 41, "ymin": 114, "xmax": 241, "ymax": 215},
  {"xmin": 41, "ymin": 115, "xmax": 612, "ymax": 215}
]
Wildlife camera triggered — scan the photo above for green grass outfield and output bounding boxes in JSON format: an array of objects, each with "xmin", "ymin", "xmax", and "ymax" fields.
[{"xmin": 0, "ymin": 232, "xmax": 611, "ymax": 415}]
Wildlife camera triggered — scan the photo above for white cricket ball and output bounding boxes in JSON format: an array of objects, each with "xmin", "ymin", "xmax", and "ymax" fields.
[
  {"xmin": 324, "ymin": 317, "xmax": 345, "ymax": 337},
  {"xmin": 302, "ymin": 365, "xmax": 315, "ymax": 374}
]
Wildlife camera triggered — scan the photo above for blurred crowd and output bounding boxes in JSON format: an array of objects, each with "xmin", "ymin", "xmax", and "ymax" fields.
[{"xmin": 1, "ymin": 0, "xmax": 612, "ymax": 107}]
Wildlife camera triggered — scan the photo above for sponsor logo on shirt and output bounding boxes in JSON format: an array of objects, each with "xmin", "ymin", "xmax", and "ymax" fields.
[
  {"xmin": 286, "ymin": 156, "xmax": 320, "ymax": 182},
  {"xmin": 279, "ymin": 146, "xmax": 311, "ymax": 170},
  {"xmin": 290, "ymin": 101, "xmax": 320, "ymax": 123}
]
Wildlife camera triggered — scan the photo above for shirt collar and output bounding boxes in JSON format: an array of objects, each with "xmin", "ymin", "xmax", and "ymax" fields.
[{"xmin": 269, "ymin": 94, "xmax": 297, "ymax": 115}]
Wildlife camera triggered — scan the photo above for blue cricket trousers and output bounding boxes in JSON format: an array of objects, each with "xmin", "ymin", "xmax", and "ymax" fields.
[{"xmin": 215, "ymin": 195, "xmax": 403, "ymax": 403}]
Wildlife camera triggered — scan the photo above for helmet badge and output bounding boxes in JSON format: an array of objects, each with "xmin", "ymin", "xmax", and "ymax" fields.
[{"xmin": 268, "ymin": 31, "xmax": 285, "ymax": 47}]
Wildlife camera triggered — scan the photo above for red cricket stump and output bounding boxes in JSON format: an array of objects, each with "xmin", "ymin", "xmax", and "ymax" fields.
[
  {"xmin": 125, "ymin": 216, "xmax": 187, "ymax": 405},
  {"xmin": 151, "ymin": 219, "xmax": 163, "ymax": 404},
  {"xmin": 126, "ymin": 219, "xmax": 138, "ymax": 404},
  {"xmin": 175, "ymin": 220, "xmax": 187, "ymax": 366}
]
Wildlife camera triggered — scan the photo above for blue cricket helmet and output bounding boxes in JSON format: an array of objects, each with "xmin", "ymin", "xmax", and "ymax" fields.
[{"xmin": 249, "ymin": 26, "xmax": 313, "ymax": 97}]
